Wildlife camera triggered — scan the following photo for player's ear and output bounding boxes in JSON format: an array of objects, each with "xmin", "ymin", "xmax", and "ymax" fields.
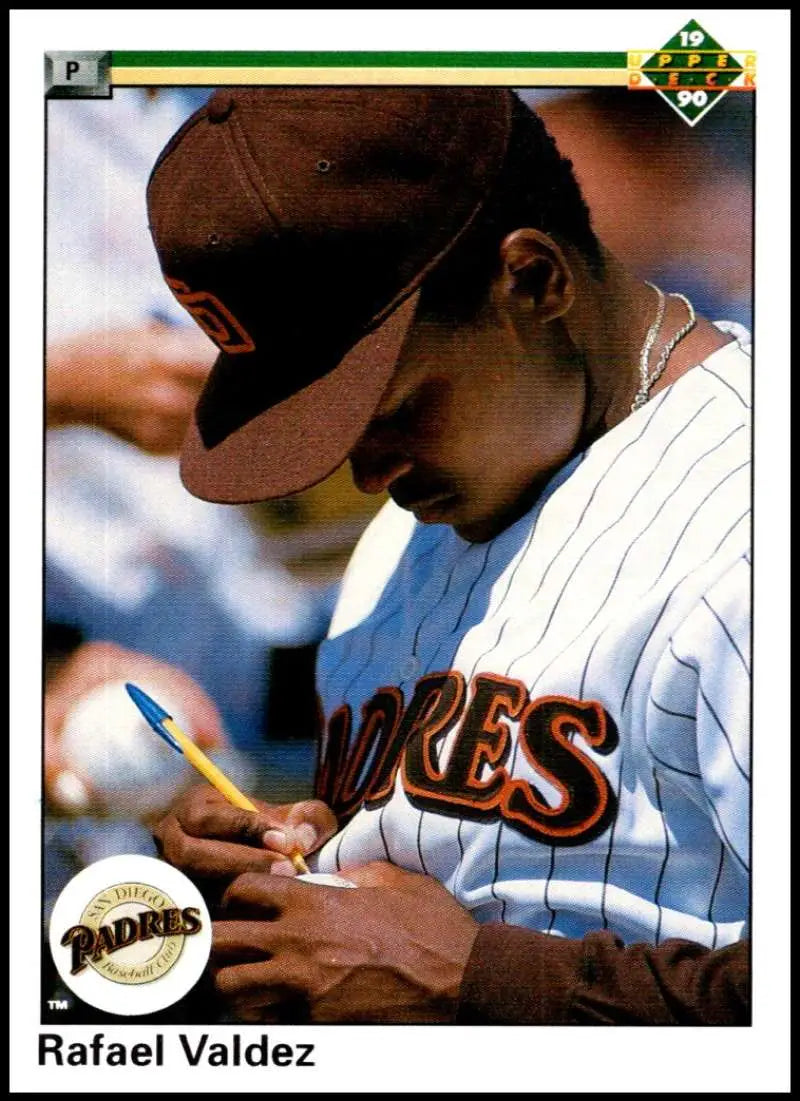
[{"xmin": 495, "ymin": 228, "xmax": 576, "ymax": 322}]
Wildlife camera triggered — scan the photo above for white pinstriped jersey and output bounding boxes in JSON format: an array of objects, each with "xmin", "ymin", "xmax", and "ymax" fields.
[{"xmin": 313, "ymin": 325, "xmax": 751, "ymax": 949}]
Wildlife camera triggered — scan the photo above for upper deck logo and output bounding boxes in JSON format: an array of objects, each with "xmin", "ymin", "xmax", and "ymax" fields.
[
  {"xmin": 48, "ymin": 854, "xmax": 211, "ymax": 1016},
  {"xmin": 628, "ymin": 19, "xmax": 756, "ymax": 126}
]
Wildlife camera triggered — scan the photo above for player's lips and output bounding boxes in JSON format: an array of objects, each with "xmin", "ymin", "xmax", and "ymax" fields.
[
  {"xmin": 401, "ymin": 491, "xmax": 459, "ymax": 522},
  {"xmin": 389, "ymin": 474, "xmax": 460, "ymax": 520}
]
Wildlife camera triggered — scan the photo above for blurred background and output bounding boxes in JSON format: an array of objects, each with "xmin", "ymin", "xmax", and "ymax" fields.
[
  {"xmin": 43, "ymin": 83, "xmax": 753, "ymax": 919},
  {"xmin": 521, "ymin": 88, "xmax": 753, "ymax": 329}
]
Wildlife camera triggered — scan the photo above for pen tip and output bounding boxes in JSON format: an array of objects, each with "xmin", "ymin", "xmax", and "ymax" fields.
[
  {"xmin": 125, "ymin": 682, "xmax": 171, "ymax": 721},
  {"xmin": 125, "ymin": 682, "xmax": 182, "ymax": 753}
]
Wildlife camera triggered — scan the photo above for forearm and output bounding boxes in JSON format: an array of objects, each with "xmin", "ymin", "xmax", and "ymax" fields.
[
  {"xmin": 46, "ymin": 324, "xmax": 212, "ymax": 451},
  {"xmin": 46, "ymin": 338, "xmax": 89, "ymax": 427},
  {"xmin": 457, "ymin": 924, "xmax": 749, "ymax": 1025}
]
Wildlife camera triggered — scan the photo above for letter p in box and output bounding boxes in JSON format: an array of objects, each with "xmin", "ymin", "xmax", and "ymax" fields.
[
  {"xmin": 54, "ymin": 57, "xmax": 97, "ymax": 84},
  {"xmin": 45, "ymin": 52, "xmax": 110, "ymax": 98}
]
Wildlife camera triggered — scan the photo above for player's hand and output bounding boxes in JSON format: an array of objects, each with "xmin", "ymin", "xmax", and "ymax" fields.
[
  {"xmin": 47, "ymin": 322, "xmax": 213, "ymax": 454},
  {"xmin": 211, "ymin": 861, "xmax": 480, "ymax": 1023},
  {"xmin": 153, "ymin": 786, "xmax": 338, "ymax": 896},
  {"xmin": 45, "ymin": 641, "xmax": 225, "ymax": 814}
]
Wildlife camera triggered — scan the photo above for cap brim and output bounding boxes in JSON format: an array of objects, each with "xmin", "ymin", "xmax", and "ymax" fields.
[{"xmin": 180, "ymin": 290, "xmax": 420, "ymax": 503}]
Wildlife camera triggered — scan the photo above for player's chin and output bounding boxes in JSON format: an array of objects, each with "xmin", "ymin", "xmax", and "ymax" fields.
[
  {"xmin": 452, "ymin": 503, "xmax": 519, "ymax": 543},
  {"xmin": 454, "ymin": 482, "xmax": 545, "ymax": 542}
]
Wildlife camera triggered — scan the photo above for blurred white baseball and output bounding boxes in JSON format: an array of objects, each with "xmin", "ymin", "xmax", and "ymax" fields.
[
  {"xmin": 59, "ymin": 679, "xmax": 192, "ymax": 816},
  {"xmin": 297, "ymin": 872, "xmax": 357, "ymax": 888}
]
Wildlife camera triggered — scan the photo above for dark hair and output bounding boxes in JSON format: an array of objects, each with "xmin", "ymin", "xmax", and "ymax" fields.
[{"xmin": 420, "ymin": 93, "xmax": 603, "ymax": 320}]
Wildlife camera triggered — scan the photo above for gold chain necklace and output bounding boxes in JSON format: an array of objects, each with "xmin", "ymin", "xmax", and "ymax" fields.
[{"xmin": 632, "ymin": 282, "xmax": 697, "ymax": 412}]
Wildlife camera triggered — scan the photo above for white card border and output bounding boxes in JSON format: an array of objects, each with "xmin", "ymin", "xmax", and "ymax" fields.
[{"xmin": 10, "ymin": 8, "xmax": 790, "ymax": 1094}]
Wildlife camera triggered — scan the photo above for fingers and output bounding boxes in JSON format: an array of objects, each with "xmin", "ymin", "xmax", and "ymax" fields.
[
  {"xmin": 44, "ymin": 645, "xmax": 112, "ymax": 814},
  {"xmin": 152, "ymin": 788, "xmax": 290, "ymax": 881},
  {"xmin": 285, "ymin": 800, "xmax": 339, "ymax": 843},
  {"xmin": 260, "ymin": 823, "xmax": 317, "ymax": 857},
  {"xmin": 220, "ymin": 870, "xmax": 297, "ymax": 915},
  {"xmin": 153, "ymin": 816, "xmax": 269, "ymax": 880},
  {"xmin": 45, "ymin": 641, "xmax": 128, "ymax": 733},
  {"xmin": 45, "ymin": 643, "xmax": 147, "ymax": 814},
  {"xmin": 144, "ymin": 323, "xmax": 215, "ymax": 374},
  {"xmin": 213, "ymin": 963, "xmax": 307, "ymax": 1023},
  {"xmin": 91, "ymin": 324, "xmax": 212, "ymax": 454},
  {"xmin": 175, "ymin": 788, "xmax": 284, "ymax": 844},
  {"xmin": 212, "ymin": 920, "xmax": 276, "ymax": 963},
  {"xmin": 262, "ymin": 800, "xmax": 338, "ymax": 861},
  {"xmin": 122, "ymin": 375, "xmax": 204, "ymax": 455},
  {"xmin": 45, "ymin": 643, "xmax": 228, "ymax": 818},
  {"xmin": 214, "ymin": 958, "xmax": 282, "ymax": 999},
  {"xmin": 114, "ymin": 409, "xmax": 192, "ymax": 456},
  {"xmin": 211, "ymin": 917, "xmax": 310, "ymax": 1022},
  {"xmin": 153, "ymin": 786, "xmax": 339, "ymax": 896},
  {"xmin": 45, "ymin": 642, "xmax": 225, "ymax": 747},
  {"xmin": 48, "ymin": 770, "xmax": 96, "ymax": 814},
  {"xmin": 100, "ymin": 646, "xmax": 225, "ymax": 747}
]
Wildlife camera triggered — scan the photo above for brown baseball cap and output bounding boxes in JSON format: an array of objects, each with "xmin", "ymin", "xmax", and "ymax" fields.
[{"xmin": 147, "ymin": 88, "xmax": 513, "ymax": 503}]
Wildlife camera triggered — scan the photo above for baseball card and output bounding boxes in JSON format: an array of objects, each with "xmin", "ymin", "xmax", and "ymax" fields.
[{"xmin": 10, "ymin": 9, "xmax": 789, "ymax": 1094}]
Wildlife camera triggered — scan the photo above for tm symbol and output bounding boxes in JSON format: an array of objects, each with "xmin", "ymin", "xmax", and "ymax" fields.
[{"xmin": 48, "ymin": 999, "xmax": 69, "ymax": 1010}]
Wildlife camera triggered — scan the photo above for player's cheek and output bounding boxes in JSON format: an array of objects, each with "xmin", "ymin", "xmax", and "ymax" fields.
[{"xmin": 414, "ymin": 389, "xmax": 457, "ymax": 453}]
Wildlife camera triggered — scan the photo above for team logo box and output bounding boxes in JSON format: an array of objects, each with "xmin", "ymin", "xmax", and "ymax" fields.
[{"xmin": 48, "ymin": 854, "xmax": 211, "ymax": 1016}]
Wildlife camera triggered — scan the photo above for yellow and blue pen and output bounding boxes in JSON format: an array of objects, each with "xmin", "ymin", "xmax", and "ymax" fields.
[{"xmin": 125, "ymin": 682, "xmax": 310, "ymax": 875}]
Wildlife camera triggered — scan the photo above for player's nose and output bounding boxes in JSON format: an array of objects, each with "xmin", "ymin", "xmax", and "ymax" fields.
[{"xmin": 349, "ymin": 427, "xmax": 413, "ymax": 495}]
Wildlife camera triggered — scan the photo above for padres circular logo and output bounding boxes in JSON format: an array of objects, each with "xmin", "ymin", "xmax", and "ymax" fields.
[{"xmin": 49, "ymin": 855, "xmax": 211, "ymax": 1015}]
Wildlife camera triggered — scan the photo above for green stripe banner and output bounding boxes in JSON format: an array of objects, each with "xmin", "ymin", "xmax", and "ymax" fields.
[{"xmin": 111, "ymin": 50, "xmax": 628, "ymax": 69}]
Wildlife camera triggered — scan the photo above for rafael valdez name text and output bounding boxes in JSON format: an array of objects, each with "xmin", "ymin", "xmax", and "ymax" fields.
[{"xmin": 39, "ymin": 1032, "xmax": 316, "ymax": 1067}]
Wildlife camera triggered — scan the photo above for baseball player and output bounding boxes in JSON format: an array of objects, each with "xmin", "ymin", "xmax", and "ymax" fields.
[{"xmin": 150, "ymin": 88, "xmax": 750, "ymax": 1024}]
